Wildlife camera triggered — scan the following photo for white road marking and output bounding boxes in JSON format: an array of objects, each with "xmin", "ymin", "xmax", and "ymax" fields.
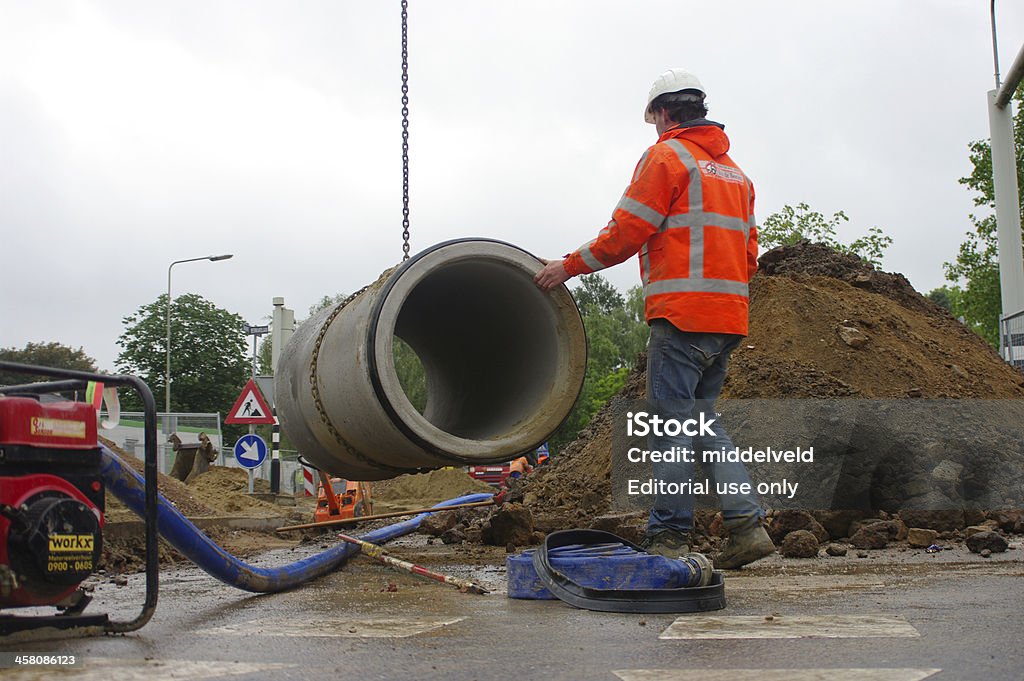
[
  {"xmin": 659, "ymin": 614, "xmax": 919, "ymax": 640},
  {"xmin": 613, "ymin": 669, "xmax": 941, "ymax": 681},
  {"xmin": 0, "ymin": 658, "xmax": 292, "ymax": 681},
  {"xmin": 197, "ymin": 615, "xmax": 465, "ymax": 638}
]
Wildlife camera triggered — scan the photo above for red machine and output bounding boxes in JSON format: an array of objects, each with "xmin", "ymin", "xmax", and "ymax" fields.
[
  {"xmin": 0, "ymin": 397, "xmax": 104, "ymax": 610},
  {"xmin": 468, "ymin": 448, "xmax": 549, "ymax": 487},
  {"xmin": 467, "ymin": 463, "xmax": 512, "ymax": 487},
  {"xmin": 0, "ymin": 361, "xmax": 159, "ymax": 636}
]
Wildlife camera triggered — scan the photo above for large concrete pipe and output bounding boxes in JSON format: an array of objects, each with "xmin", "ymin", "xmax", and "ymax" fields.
[{"xmin": 275, "ymin": 239, "xmax": 588, "ymax": 480}]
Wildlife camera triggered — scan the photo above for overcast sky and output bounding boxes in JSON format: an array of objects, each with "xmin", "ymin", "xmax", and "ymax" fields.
[{"xmin": 2, "ymin": 1, "xmax": 1024, "ymax": 372}]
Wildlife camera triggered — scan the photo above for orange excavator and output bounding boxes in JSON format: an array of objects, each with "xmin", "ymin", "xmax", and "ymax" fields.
[{"xmin": 314, "ymin": 471, "xmax": 373, "ymax": 524}]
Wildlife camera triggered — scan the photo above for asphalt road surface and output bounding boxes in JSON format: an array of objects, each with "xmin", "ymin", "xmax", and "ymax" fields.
[{"xmin": 1, "ymin": 535, "xmax": 1021, "ymax": 681}]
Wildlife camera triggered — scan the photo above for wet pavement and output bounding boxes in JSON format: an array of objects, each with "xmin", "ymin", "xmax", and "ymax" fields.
[{"xmin": 1, "ymin": 534, "xmax": 1022, "ymax": 680}]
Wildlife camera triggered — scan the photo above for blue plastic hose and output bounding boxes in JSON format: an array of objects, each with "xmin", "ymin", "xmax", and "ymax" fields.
[
  {"xmin": 507, "ymin": 543, "xmax": 698, "ymax": 599},
  {"xmin": 99, "ymin": 445, "xmax": 493, "ymax": 593}
]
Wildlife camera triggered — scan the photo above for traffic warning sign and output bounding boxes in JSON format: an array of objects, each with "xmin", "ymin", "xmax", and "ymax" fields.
[
  {"xmin": 225, "ymin": 378, "xmax": 276, "ymax": 425},
  {"xmin": 233, "ymin": 434, "xmax": 268, "ymax": 469}
]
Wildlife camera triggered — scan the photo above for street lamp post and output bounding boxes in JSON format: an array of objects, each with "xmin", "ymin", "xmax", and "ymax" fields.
[{"xmin": 165, "ymin": 254, "xmax": 234, "ymax": 419}]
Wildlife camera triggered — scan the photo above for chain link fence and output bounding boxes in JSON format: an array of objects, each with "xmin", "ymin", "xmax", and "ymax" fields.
[
  {"xmin": 100, "ymin": 412, "xmax": 222, "ymax": 477},
  {"xmin": 1000, "ymin": 310, "xmax": 1024, "ymax": 370},
  {"xmin": 102, "ymin": 413, "xmax": 311, "ymax": 495}
]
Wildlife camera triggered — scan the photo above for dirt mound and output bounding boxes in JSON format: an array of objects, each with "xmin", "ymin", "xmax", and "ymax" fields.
[
  {"xmin": 758, "ymin": 240, "xmax": 935, "ymax": 316},
  {"xmin": 726, "ymin": 274, "xmax": 1024, "ymax": 399},
  {"xmin": 508, "ymin": 242, "xmax": 1024, "ymax": 536},
  {"xmin": 187, "ymin": 467, "xmax": 282, "ymax": 517},
  {"xmin": 372, "ymin": 468, "xmax": 495, "ymax": 513},
  {"xmin": 100, "ymin": 437, "xmax": 285, "ymax": 519},
  {"xmin": 100, "ymin": 436, "xmax": 215, "ymax": 521}
]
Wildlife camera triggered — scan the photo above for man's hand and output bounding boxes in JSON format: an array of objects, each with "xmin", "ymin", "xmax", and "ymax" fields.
[{"xmin": 534, "ymin": 258, "xmax": 572, "ymax": 292}]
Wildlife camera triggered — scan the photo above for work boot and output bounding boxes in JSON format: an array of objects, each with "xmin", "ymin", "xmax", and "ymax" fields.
[
  {"xmin": 714, "ymin": 523, "xmax": 775, "ymax": 569},
  {"xmin": 639, "ymin": 529, "xmax": 691, "ymax": 558}
]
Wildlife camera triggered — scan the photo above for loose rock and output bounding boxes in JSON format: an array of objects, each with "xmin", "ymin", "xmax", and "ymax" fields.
[
  {"xmin": 989, "ymin": 509, "xmax": 1024, "ymax": 534},
  {"xmin": 768, "ymin": 510, "xmax": 829, "ymax": 545},
  {"xmin": 481, "ymin": 503, "xmax": 535, "ymax": 547},
  {"xmin": 966, "ymin": 530, "xmax": 1008, "ymax": 554},
  {"xmin": 779, "ymin": 530, "xmax": 819, "ymax": 558},
  {"xmin": 850, "ymin": 523, "xmax": 888, "ymax": 550},
  {"xmin": 419, "ymin": 511, "xmax": 459, "ymax": 537},
  {"xmin": 588, "ymin": 512, "xmax": 646, "ymax": 544},
  {"xmin": 898, "ymin": 510, "xmax": 966, "ymax": 533},
  {"xmin": 907, "ymin": 527, "xmax": 939, "ymax": 548},
  {"xmin": 440, "ymin": 526, "xmax": 467, "ymax": 545},
  {"xmin": 812, "ymin": 510, "xmax": 869, "ymax": 540},
  {"xmin": 838, "ymin": 325, "xmax": 869, "ymax": 349},
  {"xmin": 848, "ymin": 518, "xmax": 908, "ymax": 542},
  {"xmin": 825, "ymin": 543, "xmax": 848, "ymax": 557},
  {"xmin": 930, "ymin": 460, "xmax": 964, "ymax": 487}
]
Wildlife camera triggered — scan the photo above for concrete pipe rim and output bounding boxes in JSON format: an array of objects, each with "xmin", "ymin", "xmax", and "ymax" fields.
[{"xmin": 366, "ymin": 238, "xmax": 587, "ymax": 463}]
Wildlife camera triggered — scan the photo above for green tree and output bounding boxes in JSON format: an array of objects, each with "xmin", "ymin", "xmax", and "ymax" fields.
[
  {"xmin": 759, "ymin": 202, "xmax": 892, "ymax": 267},
  {"xmin": 308, "ymin": 293, "xmax": 349, "ymax": 317},
  {"xmin": 0, "ymin": 342, "xmax": 98, "ymax": 386},
  {"xmin": 256, "ymin": 336, "xmax": 273, "ymax": 375},
  {"xmin": 926, "ymin": 286, "xmax": 959, "ymax": 313},
  {"xmin": 944, "ymin": 87, "xmax": 1024, "ymax": 347},
  {"xmin": 115, "ymin": 294, "xmax": 249, "ymax": 413},
  {"xmin": 393, "ymin": 338, "xmax": 427, "ymax": 412},
  {"xmin": 585, "ymin": 366, "xmax": 630, "ymax": 416},
  {"xmin": 574, "ymin": 273, "xmax": 625, "ymax": 315}
]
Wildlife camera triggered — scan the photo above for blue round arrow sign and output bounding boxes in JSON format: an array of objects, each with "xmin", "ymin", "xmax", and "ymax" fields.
[{"xmin": 233, "ymin": 434, "xmax": 268, "ymax": 469}]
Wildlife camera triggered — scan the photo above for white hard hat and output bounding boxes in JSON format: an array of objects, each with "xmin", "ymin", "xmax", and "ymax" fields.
[{"xmin": 644, "ymin": 68, "xmax": 705, "ymax": 123}]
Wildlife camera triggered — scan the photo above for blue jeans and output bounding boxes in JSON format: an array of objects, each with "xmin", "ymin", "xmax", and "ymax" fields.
[{"xmin": 646, "ymin": 319, "xmax": 764, "ymax": 535}]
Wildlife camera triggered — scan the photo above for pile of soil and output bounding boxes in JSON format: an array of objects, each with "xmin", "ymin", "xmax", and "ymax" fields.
[
  {"xmin": 505, "ymin": 241, "xmax": 1024, "ymax": 540},
  {"xmin": 100, "ymin": 437, "xmax": 283, "ymax": 521},
  {"xmin": 187, "ymin": 467, "xmax": 281, "ymax": 517},
  {"xmin": 728, "ymin": 241, "xmax": 1024, "ymax": 399},
  {"xmin": 372, "ymin": 468, "xmax": 494, "ymax": 513}
]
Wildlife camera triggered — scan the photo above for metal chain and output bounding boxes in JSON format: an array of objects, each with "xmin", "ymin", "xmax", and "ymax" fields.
[
  {"xmin": 308, "ymin": 283, "xmax": 495, "ymax": 472},
  {"xmin": 308, "ymin": 287, "xmax": 413, "ymax": 475},
  {"xmin": 400, "ymin": 0, "xmax": 411, "ymax": 260}
]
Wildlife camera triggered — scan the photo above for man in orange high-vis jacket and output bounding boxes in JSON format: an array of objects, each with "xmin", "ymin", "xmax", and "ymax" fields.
[
  {"xmin": 508, "ymin": 456, "xmax": 532, "ymax": 480},
  {"xmin": 535, "ymin": 68, "xmax": 774, "ymax": 569}
]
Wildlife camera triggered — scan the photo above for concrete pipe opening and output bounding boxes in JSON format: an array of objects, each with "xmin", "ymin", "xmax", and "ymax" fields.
[{"xmin": 274, "ymin": 239, "xmax": 587, "ymax": 480}]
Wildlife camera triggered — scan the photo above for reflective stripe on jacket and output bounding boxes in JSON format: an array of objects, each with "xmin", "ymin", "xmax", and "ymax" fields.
[{"xmin": 563, "ymin": 121, "xmax": 758, "ymax": 335}]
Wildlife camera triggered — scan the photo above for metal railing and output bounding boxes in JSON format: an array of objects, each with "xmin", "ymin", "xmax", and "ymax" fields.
[
  {"xmin": 101, "ymin": 412, "xmax": 222, "ymax": 476},
  {"xmin": 1000, "ymin": 309, "xmax": 1024, "ymax": 369}
]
